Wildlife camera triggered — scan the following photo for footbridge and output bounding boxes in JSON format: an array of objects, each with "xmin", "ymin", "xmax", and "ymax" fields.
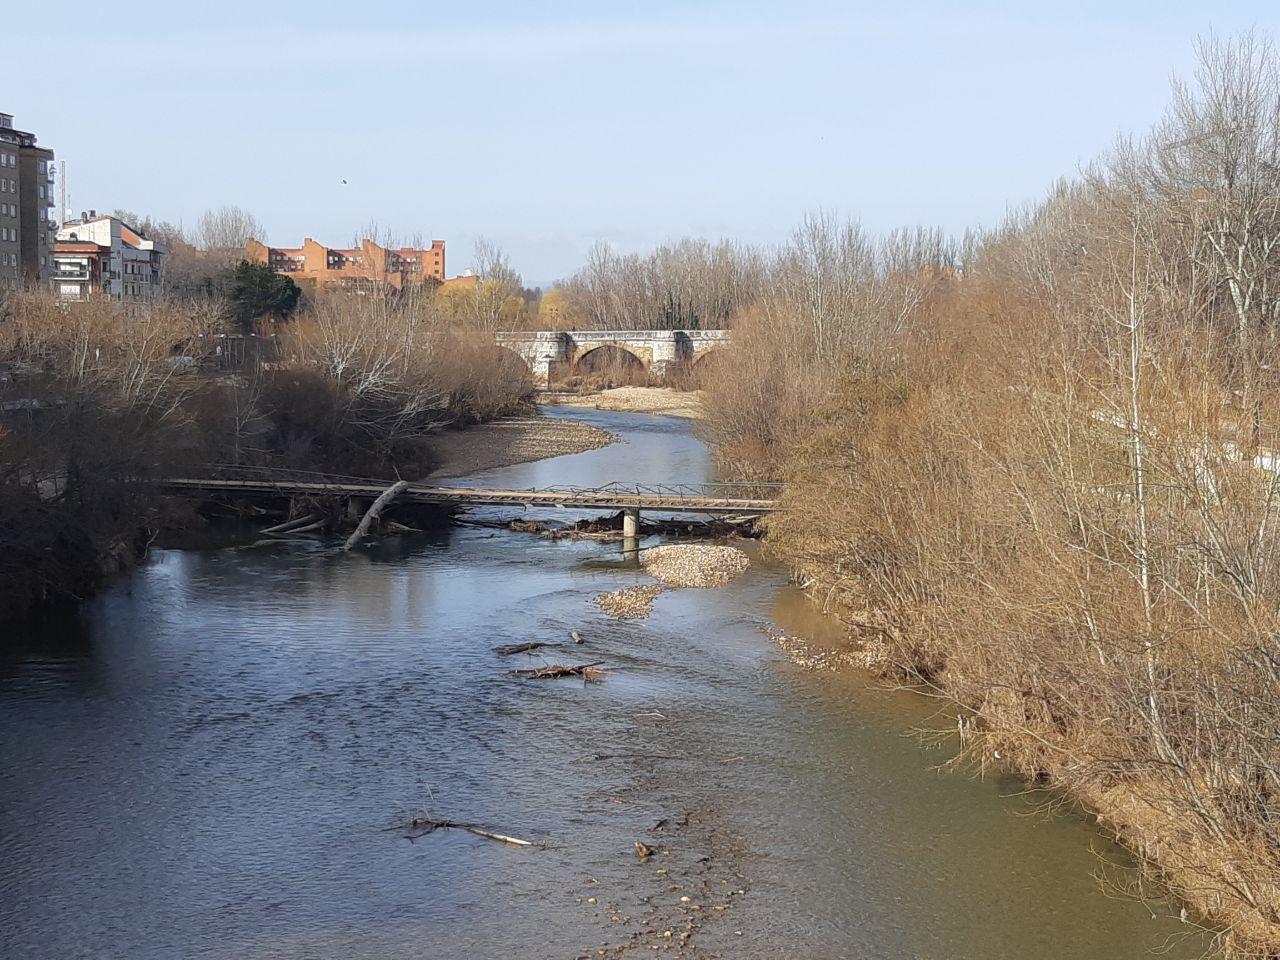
[
  {"xmin": 159, "ymin": 470, "xmax": 781, "ymax": 537},
  {"xmin": 494, "ymin": 329, "xmax": 729, "ymax": 387}
]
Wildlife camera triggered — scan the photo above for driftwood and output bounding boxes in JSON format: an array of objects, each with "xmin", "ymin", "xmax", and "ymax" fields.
[
  {"xmin": 511, "ymin": 661, "xmax": 607, "ymax": 681},
  {"xmin": 260, "ymin": 513, "xmax": 320, "ymax": 535},
  {"xmin": 268, "ymin": 519, "xmax": 325, "ymax": 536},
  {"xmin": 385, "ymin": 521, "xmax": 421, "ymax": 534},
  {"xmin": 236, "ymin": 539, "xmax": 314, "ymax": 550},
  {"xmin": 495, "ymin": 641, "xmax": 556, "ymax": 656},
  {"xmin": 343, "ymin": 480, "xmax": 410, "ymax": 551},
  {"xmin": 399, "ymin": 816, "xmax": 533, "ymax": 846}
]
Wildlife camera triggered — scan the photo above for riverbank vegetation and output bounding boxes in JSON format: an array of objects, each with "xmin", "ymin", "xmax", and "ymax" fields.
[
  {"xmin": 695, "ymin": 33, "xmax": 1280, "ymax": 958},
  {"xmin": 534, "ymin": 29, "xmax": 1280, "ymax": 958},
  {"xmin": 0, "ymin": 285, "xmax": 533, "ymax": 620}
]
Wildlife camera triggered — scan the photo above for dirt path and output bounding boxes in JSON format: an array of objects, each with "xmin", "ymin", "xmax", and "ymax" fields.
[{"xmin": 426, "ymin": 415, "xmax": 615, "ymax": 478}]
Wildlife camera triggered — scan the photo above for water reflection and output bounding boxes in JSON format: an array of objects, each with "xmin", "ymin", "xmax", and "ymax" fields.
[{"xmin": 0, "ymin": 410, "xmax": 1207, "ymax": 959}]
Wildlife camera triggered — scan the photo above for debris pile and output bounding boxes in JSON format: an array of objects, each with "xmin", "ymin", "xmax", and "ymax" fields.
[
  {"xmin": 641, "ymin": 544, "xmax": 750, "ymax": 588},
  {"xmin": 511, "ymin": 661, "xmax": 608, "ymax": 682},
  {"xmin": 397, "ymin": 815, "xmax": 534, "ymax": 846},
  {"xmin": 594, "ymin": 584, "xmax": 664, "ymax": 619}
]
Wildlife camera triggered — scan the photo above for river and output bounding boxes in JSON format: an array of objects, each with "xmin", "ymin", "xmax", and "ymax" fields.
[{"xmin": 0, "ymin": 409, "xmax": 1207, "ymax": 959}]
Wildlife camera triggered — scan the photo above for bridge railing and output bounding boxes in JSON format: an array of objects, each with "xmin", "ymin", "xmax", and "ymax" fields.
[
  {"xmin": 176, "ymin": 465, "xmax": 784, "ymax": 503},
  {"xmin": 520, "ymin": 481, "xmax": 785, "ymax": 503},
  {"xmin": 193, "ymin": 463, "xmax": 400, "ymax": 488}
]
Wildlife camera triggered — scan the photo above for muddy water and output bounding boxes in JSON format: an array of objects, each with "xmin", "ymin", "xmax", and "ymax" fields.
[{"xmin": 0, "ymin": 409, "xmax": 1207, "ymax": 959}]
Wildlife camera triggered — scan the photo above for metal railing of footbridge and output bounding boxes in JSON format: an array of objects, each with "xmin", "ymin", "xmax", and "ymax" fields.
[{"xmin": 159, "ymin": 466, "xmax": 786, "ymax": 514}]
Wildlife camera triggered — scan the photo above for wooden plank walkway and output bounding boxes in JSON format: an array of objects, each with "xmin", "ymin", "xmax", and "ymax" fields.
[{"xmin": 158, "ymin": 477, "xmax": 782, "ymax": 515}]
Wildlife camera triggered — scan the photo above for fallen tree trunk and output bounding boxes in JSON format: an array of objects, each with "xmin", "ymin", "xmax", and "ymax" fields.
[
  {"xmin": 260, "ymin": 513, "xmax": 320, "ymax": 535},
  {"xmin": 343, "ymin": 480, "xmax": 410, "ymax": 551},
  {"xmin": 496, "ymin": 641, "xmax": 556, "ymax": 656},
  {"xmin": 267, "ymin": 519, "xmax": 325, "ymax": 536}
]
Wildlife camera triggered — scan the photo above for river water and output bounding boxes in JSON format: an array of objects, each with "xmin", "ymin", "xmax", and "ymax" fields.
[{"xmin": 1, "ymin": 409, "xmax": 1206, "ymax": 959}]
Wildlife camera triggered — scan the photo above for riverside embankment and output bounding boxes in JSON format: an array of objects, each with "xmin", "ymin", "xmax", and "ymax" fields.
[{"xmin": 0, "ymin": 409, "xmax": 1207, "ymax": 959}]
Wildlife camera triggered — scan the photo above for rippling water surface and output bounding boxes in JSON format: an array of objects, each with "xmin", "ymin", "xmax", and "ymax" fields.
[{"xmin": 0, "ymin": 409, "xmax": 1206, "ymax": 958}]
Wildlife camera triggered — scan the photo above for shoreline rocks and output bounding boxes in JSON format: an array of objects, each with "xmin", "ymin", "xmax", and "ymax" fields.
[
  {"xmin": 593, "ymin": 584, "xmax": 664, "ymax": 619},
  {"xmin": 641, "ymin": 544, "xmax": 749, "ymax": 589}
]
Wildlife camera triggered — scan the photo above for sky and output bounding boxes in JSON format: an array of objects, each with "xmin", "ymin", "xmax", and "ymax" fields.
[{"xmin": 9, "ymin": 1, "xmax": 1279, "ymax": 285}]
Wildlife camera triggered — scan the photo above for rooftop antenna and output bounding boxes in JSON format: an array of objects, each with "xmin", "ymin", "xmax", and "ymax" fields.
[{"xmin": 58, "ymin": 160, "xmax": 67, "ymax": 227}]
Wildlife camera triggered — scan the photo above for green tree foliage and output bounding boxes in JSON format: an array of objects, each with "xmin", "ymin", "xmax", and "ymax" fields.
[{"xmin": 219, "ymin": 260, "xmax": 300, "ymax": 332}]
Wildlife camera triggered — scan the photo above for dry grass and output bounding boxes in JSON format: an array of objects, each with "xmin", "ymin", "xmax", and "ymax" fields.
[
  {"xmin": 686, "ymin": 40, "xmax": 1280, "ymax": 953},
  {"xmin": 0, "ymin": 287, "xmax": 535, "ymax": 620}
]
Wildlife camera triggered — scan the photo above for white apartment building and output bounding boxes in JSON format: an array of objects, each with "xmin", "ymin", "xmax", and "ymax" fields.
[{"xmin": 53, "ymin": 212, "xmax": 166, "ymax": 300}]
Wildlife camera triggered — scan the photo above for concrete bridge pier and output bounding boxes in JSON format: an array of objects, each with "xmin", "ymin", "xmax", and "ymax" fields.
[
  {"xmin": 622, "ymin": 508, "xmax": 640, "ymax": 539},
  {"xmin": 622, "ymin": 508, "xmax": 640, "ymax": 556}
]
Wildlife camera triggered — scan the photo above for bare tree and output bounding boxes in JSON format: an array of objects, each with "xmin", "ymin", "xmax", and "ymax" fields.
[
  {"xmin": 1144, "ymin": 31, "xmax": 1280, "ymax": 336},
  {"xmin": 198, "ymin": 205, "xmax": 265, "ymax": 252}
]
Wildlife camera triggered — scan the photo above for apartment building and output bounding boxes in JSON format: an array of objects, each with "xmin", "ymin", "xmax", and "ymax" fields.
[
  {"xmin": 0, "ymin": 112, "xmax": 56, "ymax": 286},
  {"xmin": 52, "ymin": 212, "xmax": 166, "ymax": 300},
  {"xmin": 245, "ymin": 236, "xmax": 446, "ymax": 291}
]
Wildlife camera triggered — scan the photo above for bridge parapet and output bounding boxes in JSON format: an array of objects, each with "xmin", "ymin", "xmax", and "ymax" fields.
[{"xmin": 494, "ymin": 329, "xmax": 728, "ymax": 386}]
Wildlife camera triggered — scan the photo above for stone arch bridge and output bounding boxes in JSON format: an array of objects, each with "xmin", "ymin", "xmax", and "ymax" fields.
[{"xmin": 494, "ymin": 329, "xmax": 729, "ymax": 387}]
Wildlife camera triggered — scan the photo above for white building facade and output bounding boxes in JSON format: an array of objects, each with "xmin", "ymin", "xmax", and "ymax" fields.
[{"xmin": 53, "ymin": 213, "xmax": 166, "ymax": 300}]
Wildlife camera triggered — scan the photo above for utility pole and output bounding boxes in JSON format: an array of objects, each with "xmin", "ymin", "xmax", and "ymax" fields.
[{"xmin": 58, "ymin": 160, "xmax": 66, "ymax": 227}]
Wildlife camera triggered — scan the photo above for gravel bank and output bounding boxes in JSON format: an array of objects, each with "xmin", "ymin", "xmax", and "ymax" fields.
[
  {"xmin": 543, "ymin": 387, "xmax": 703, "ymax": 419},
  {"xmin": 426, "ymin": 415, "xmax": 615, "ymax": 478},
  {"xmin": 593, "ymin": 584, "xmax": 664, "ymax": 619},
  {"xmin": 641, "ymin": 544, "xmax": 750, "ymax": 588}
]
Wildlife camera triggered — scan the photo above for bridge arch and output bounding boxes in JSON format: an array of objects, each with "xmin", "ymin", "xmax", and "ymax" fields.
[
  {"xmin": 492, "ymin": 344, "xmax": 534, "ymax": 376},
  {"xmin": 692, "ymin": 347, "xmax": 723, "ymax": 370},
  {"xmin": 662, "ymin": 347, "xmax": 722, "ymax": 389},
  {"xmin": 573, "ymin": 344, "xmax": 647, "ymax": 386}
]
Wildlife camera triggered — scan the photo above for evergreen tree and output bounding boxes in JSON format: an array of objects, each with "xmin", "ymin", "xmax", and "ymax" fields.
[{"xmin": 219, "ymin": 260, "xmax": 300, "ymax": 332}]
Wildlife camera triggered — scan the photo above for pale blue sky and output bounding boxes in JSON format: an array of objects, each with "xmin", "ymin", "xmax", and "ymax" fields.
[{"xmin": 9, "ymin": 2, "xmax": 1277, "ymax": 283}]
